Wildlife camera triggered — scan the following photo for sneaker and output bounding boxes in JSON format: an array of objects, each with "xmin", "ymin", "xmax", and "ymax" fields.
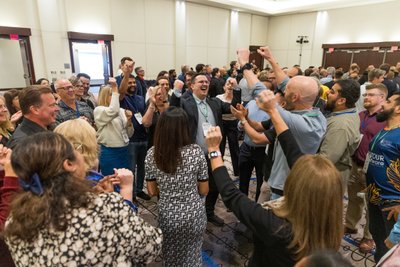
[
  {"xmin": 359, "ymin": 238, "xmax": 375, "ymax": 254},
  {"xmin": 344, "ymin": 226, "xmax": 358, "ymax": 235},
  {"xmin": 207, "ymin": 214, "xmax": 224, "ymax": 227},
  {"xmin": 137, "ymin": 191, "xmax": 151, "ymax": 201}
]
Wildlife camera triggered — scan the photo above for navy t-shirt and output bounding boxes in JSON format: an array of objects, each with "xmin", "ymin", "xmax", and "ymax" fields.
[
  {"xmin": 366, "ymin": 127, "xmax": 400, "ymax": 205},
  {"xmin": 120, "ymin": 94, "xmax": 147, "ymax": 142}
]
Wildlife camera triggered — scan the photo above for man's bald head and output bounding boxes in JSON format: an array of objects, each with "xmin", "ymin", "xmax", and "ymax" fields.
[{"xmin": 285, "ymin": 76, "xmax": 319, "ymax": 109}]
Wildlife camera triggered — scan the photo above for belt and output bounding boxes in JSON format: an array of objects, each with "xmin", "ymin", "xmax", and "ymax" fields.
[
  {"xmin": 271, "ymin": 187, "xmax": 284, "ymax": 196},
  {"xmin": 244, "ymin": 142, "xmax": 265, "ymax": 150}
]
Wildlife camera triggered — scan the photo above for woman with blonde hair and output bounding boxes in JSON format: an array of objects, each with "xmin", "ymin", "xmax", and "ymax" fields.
[
  {"xmin": 206, "ymin": 126, "xmax": 343, "ymax": 266},
  {"xmin": 94, "ymin": 78, "xmax": 133, "ymax": 176},
  {"xmin": 142, "ymin": 83, "xmax": 169, "ymax": 149},
  {"xmin": 54, "ymin": 118, "xmax": 98, "ymax": 170}
]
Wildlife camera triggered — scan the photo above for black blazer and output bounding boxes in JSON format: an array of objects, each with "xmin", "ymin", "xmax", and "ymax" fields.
[{"xmin": 170, "ymin": 90, "xmax": 241, "ymax": 142}]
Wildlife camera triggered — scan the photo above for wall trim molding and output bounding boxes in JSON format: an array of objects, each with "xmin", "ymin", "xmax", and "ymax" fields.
[{"xmin": 67, "ymin": 31, "xmax": 114, "ymax": 41}]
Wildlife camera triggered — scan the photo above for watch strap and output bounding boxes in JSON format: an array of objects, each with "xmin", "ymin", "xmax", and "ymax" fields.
[
  {"xmin": 241, "ymin": 63, "xmax": 253, "ymax": 71},
  {"xmin": 208, "ymin": 151, "xmax": 222, "ymax": 159}
]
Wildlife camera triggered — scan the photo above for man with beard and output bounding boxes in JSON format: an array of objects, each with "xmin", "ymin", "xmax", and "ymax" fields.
[
  {"xmin": 318, "ymin": 79, "xmax": 361, "ymax": 187},
  {"xmin": 118, "ymin": 59, "xmax": 150, "ymax": 201},
  {"xmin": 170, "ymin": 73, "xmax": 241, "ymax": 226},
  {"xmin": 344, "ymin": 83, "xmax": 387, "ymax": 254},
  {"xmin": 231, "ymin": 47, "xmax": 326, "ymax": 200},
  {"xmin": 365, "ymin": 91, "xmax": 400, "ymax": 262}
]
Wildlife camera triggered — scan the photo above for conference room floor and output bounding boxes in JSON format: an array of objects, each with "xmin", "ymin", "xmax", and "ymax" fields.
[{"xmin": 138, "ymin": 147, "xmax": 375, "ymax": 267}]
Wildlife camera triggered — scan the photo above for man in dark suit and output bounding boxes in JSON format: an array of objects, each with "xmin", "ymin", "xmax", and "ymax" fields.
[{"xmin": 170, "ymin": 73, "xmax": 240, "ymax": 226}]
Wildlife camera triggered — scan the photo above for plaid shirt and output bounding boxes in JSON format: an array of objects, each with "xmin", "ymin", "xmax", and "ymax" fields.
[{"xmin": 56, "ymin": 100, "xmax": 94, "ymax": 126}]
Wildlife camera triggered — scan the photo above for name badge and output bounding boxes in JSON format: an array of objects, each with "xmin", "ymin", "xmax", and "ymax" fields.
[
  {"xmin": 202, "ymin": 122, "xmax": 212, "ymax": 137},
  {"xmin": 363, "ymin": 152, "xmax": 371, "ymax": 174},
  {"xmin": 134, "ymin": 113, "xmax": 143, "ymax": 125},
  {"xmin": 121, "ymin": 129, "xmax": 129, "ymax": 143}
]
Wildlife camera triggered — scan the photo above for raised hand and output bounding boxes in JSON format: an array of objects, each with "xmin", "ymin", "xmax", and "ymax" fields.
[
  {"xmin": 257, "ymin": 46, "xmax": 275, "ymax": 63},
  {"xmin": 206, "ymin": 126, "xmax": 223, "ymax": 151},
  {"xmin": 236, "ymin": 48, "xmax": 250, "ymax": 67},
  {"xmin": 230, "ymin": 104, "xmax": 247, "ymax": 121},
  {"xmin": 256, "ymin": 90, "xmax": 277, "ymax": 113},
  {"xmin": 10, "ymin": 110, "xmax": 23, "ymax": 124},
  {"xmin": 108, "ymin": 77, "xmax": 117, "ymax": 87}
]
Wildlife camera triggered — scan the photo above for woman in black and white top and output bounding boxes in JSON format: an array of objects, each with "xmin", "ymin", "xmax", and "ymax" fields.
[{"xmin": 4, "ymin": 132, "xmax": 162, "ymax": 266}]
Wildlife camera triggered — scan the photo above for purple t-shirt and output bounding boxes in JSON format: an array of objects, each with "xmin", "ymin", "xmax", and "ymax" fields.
[{"xmin": 353, "ymin": 110, "xmax": 385, "ymax": 166}]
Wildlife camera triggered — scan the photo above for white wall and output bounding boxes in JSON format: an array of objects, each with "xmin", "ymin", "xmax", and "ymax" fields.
[
  {"xmin": 266, "ymin": 1, "xmax": 400, "ymax": 70},
  {"xmin": 0, "ymin": 0, "xmax": 269, "ymax": 83}
]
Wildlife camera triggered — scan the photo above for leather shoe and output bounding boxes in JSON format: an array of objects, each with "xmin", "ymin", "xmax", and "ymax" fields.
[
  {"xmin": 344, "ymin": 226, "xmax": 357, "ymax": 235},
  {"xmin": 207, "ymin": 214, "xmax": 224, "ymax": 227},
  {"xmin": 137, "ymin": 191, "xmax": 151, "ymax": 201},
  {"xmin": 359, "ymin": 238, "xmax": 375, "ymax": 254}
]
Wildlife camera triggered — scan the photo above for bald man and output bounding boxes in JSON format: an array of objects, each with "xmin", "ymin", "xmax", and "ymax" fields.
[{"xmin": 232, "ymin": 48, "xmax": 327, "ymax": 200}]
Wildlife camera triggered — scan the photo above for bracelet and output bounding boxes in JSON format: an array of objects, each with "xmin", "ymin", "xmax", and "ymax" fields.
[{"xmin": 241, "ymin": 119, "xmax": 248, "ymax": 125}]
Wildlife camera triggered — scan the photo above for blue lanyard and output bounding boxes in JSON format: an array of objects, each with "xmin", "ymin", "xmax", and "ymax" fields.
[
  {"xmin": 361, "ymin": 111, "xmax": 373, "ymax": 130},
  {"xmin": 333, "ymin": 110, "xmax": 356, "ymax": 116},
  {"xmin": 371, "ymin": 125, "xmax": 400, "ymax": 151}
]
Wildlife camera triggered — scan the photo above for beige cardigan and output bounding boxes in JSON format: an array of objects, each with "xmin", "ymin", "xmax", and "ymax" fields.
[{"xmin": 94, "ymin": 92, "xmax": 134, "ymax": 147}]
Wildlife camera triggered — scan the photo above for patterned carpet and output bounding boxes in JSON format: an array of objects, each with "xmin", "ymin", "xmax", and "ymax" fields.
[{"xmin": 138, "ymin": 149, "xmax": 376, "ymax": 267}]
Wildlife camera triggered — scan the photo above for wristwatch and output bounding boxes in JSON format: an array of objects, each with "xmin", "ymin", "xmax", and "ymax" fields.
[
  {"xmin": 241, "ymin": 63, "xmax": 253, "ymax": 71},
  {"xmin": 208, "ymin": 151, "xmax": 222, "ymax": 159}
]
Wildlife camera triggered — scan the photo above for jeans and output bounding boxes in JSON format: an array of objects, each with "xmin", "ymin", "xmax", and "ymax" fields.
[
  {"xmin": 345, "ymin": 160, "xmax": 371, "ymax": 239},
  {"xmin": 368, "ymin": 202, "xmax": 397, "ymax": 262},
  {"xmin": 270, "ymin": 192, "xmax": 282, "ymax": 201},
  {"xmin": 128, "ymin": 141, "xmax": 148, "ymax": 195},
  {"xmin": 99, "ymin": 145, "xmax": 130, "ymax": 176}
]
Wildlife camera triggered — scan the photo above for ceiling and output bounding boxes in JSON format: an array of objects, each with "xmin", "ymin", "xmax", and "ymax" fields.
[{"xmin": 187, "ymin": 0, "xmax": 396, "ymax": 16}]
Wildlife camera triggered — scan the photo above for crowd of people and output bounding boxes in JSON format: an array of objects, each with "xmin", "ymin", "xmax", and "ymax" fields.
[{"xmin": 0, "ymin": 46, "xmax": 400, "ymax": 266}]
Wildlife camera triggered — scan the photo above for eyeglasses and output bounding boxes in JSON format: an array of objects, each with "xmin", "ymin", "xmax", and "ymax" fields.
[
  {"xmin": 74, "ymin": 143, "xmax": 84, "ymax": 153},
  {"xmin": 362, "ymin": 93, "xmax": 384, "ymax": 97},
  {"xmin": 58, "ymin": 86, "xmax": 74, "ymax": 91}
]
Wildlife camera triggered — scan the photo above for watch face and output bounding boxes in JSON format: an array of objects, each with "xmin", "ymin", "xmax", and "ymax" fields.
[{"xmin": 210, "ymin": 151, "xmax": 218, "ymax": 157}]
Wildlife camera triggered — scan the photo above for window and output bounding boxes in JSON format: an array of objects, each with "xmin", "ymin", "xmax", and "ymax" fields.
[{"xmin": 68, "ymin": 32, "xmax": 114, "ymax": 86}]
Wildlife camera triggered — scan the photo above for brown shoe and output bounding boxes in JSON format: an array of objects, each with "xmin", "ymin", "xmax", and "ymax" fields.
[
  {"xmin": 359, "ymin": 238, "xmax": 375, "ymax": 254},
  {"xmin": 344, "ymin": 226, "xmax": 358, "ymax": 235}
]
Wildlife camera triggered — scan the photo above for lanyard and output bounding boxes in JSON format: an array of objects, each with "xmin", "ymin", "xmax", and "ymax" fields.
[
  {"xmin": 361, "ymin": 111, "xmax": 374, "ymax": 131},
  {"xmin": 370, "ymin": 125, "xmax": 400, "ymax": 151},
  {"xmin": 333, "ymin": 110, "xmax": 356, "ymax": 116}
]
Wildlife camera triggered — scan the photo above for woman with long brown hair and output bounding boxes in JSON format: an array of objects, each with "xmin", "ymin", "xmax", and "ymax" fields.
[
  {"xmin": 145, "ymin": 106, "xmax": 208, "ymax": 267},
  {"xmin": 206, "ymin": 126, "xmax": 343, "ymax": 266},
  {"xmin": 4, "ymin": 132, "xmax": 162, "ymax": 266}
]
